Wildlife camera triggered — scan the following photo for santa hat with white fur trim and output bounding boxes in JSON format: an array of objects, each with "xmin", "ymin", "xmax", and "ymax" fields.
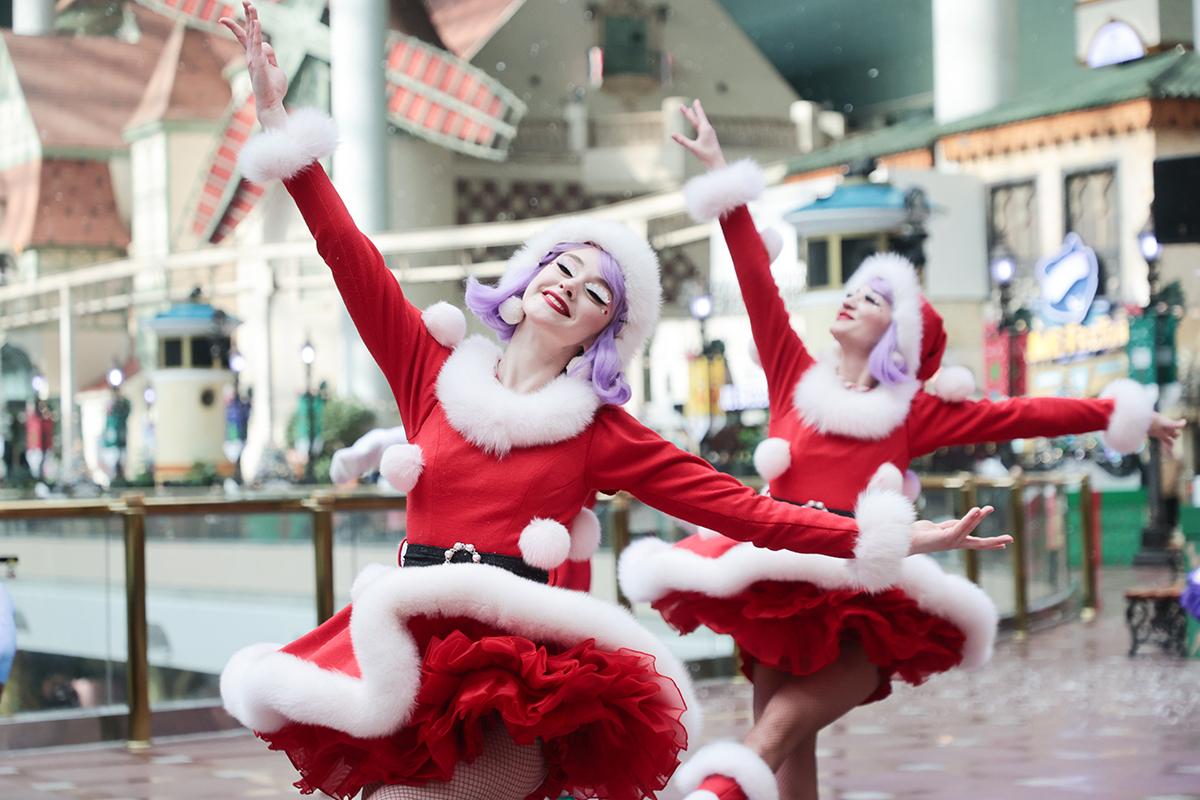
[{"xmin": 499, "ymin": 217, "xmax": 663, "ymax": 369}]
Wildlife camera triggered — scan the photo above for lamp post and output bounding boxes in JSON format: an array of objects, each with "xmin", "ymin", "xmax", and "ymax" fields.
[
  {"xmin": 225, "ymin": 352, "xmax": 249, "ymax": 484},
  {"xmin": 300, "ymin": 341, "xmax": 316, "ymax": 484},
  {"xmin": 1133, "ymin": 219, "xmax": 1172, "ymax": 566},
  {"xmin": 105, "ymin": 366, "xmax": 129, "ymax": 484},
  {"xmin": 989, "ymin": 242, "xmax": 1021, "ymax": 398}
]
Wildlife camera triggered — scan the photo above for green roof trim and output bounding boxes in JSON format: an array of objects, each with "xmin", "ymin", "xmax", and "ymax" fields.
[{"xmin": 786, "ymin": 50, "xmax": 1200, "ymax": 179}]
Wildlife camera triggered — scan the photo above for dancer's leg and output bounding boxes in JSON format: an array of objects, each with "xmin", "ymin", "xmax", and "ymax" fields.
[{"xmin": 745, "ymin": 643, "xmax": 881, "ymax": 800}]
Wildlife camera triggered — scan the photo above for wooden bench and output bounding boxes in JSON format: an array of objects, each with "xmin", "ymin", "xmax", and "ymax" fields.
[{"xmin": 1124, "ymin": 585, "xmax": 1187, "ymax": 656}]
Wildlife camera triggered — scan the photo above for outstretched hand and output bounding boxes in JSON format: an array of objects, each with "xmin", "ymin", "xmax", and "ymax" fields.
[
  {"xmin": 671, "ymin": 99, "xmax": 727, "ymax": 171},
  {"xmin": 219, "ymin": 1, "xmax": 289, "ymax": 130},
  {"xmin": 908, "ymin": 506, "xmax": 1009, "ymax": 555},
  {"xmin": 1149, "ymin": 412, "xmax": 1186, "ymax": 445}
]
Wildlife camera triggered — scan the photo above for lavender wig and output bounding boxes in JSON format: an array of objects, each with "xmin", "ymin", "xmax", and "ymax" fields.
[
  {"xmin": 464, "ymin": 242, "xmax": 633, "ymax": 405},
  {"xmin": 863, "ymin": 276, "xmax": 915, "ymax": 386}
]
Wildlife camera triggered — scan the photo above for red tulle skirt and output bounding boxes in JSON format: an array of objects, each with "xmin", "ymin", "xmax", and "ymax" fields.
[
  {"xmin": 258, "ymin": 614, "xmax": 687, "ymax": 800},
  {"xmin": 652, "ymin": 539, "xmax": 967, "ymax": 705}
]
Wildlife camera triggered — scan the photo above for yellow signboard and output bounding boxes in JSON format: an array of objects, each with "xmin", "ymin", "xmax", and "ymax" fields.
[
  {"xmin": 1025, "ymin": 316, "xmax": 1128, "ymax": 364},
  {"xmin": 686, "ymin": 354, "xmax": 726, "ymax": 419}
]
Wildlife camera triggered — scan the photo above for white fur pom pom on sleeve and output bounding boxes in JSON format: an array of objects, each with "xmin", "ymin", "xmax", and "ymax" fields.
[
  {"xmin": 1098, "ymin": 378, "xmax": 1154, "ymax": 454},
  {"xmin": 847, "ymin": 488, "xmax": 915, "ymax": 592},
  {"xmin": 422, "ymin": 302, "xmax": 467, "ymax": 348},
  {"xmin": 684, "ymin": 160, "xmax": 766, "ymax": 223},
  {"xmin": 931, "ymin": 365, "xmax": 976, "ymax": 403},
  {"xmin": 239, "ymin": 108, "xmax": 340, "ymax": 185}
]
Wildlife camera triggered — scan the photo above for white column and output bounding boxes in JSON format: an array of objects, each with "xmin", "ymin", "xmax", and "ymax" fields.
[
  {"xmin": 331, "ymin": 0, "xmax": 390, "ymax": 405},
  {"xmin": 932, "ymin": 0, "xmax": 1018, "ymax": 124},
  {"xmin": 13, "ymin": 0, "xmax": 55, "ymax": 36},
  {"xmin": 59, "ymin": 286, "xmax": 74, "ymax": 477}
]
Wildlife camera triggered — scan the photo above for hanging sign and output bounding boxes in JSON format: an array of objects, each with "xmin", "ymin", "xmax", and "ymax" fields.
[{"xmin": 1035, "ymin": 232, "xmax": 1099, "ymax": 325}]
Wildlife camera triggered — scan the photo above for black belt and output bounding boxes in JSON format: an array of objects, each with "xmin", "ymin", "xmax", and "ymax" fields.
[
  {"xmin": 772, "ymin": 497, "xmax": 855, "ymax": 518},
  {"xmin": 402, "ymin": 542, "xmax": 550, "ymax": 584}
]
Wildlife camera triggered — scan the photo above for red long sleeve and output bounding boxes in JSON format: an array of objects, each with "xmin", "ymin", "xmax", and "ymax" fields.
[
  {"xmin": 906, "ymin": 393, "xmax": 1116, "ymax": 455},
  {"xmin": 282, "ymin": 164, "xmax": 445, "ymax": 436},
  {"xmin": 585, "ymin": 406, "xmax": 858, "ymax": 557}
]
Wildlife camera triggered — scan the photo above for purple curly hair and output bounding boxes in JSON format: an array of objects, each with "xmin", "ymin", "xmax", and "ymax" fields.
[
  {"xmin": 863, "ymin": 276, "xmax": 915, "ymax": 387},
  {"xmin": 464, "ymin": 242, "xmax": 632, "ymax": 405}
]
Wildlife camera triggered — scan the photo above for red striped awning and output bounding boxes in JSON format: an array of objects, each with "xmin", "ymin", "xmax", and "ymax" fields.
[
  {"xmin": 385, "ymin": 31, "xmax": 525, "ymax": 161},
  {"xmin": 191, "ymin": 93, "xmax": 263, "ymax": 243}
]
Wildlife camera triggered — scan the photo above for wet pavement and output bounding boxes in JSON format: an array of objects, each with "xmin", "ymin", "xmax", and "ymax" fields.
[{"xmin": 1, "ymin": 566, "xmax": 1197, "ymax": 800}]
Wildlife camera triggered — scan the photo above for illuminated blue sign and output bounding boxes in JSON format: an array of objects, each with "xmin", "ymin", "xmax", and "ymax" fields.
[{"xmin": 1035, "ymin": 232, "xmax": 1099, "ymax": 325}]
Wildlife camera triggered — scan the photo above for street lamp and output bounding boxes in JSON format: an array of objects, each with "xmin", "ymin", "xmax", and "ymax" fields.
[
  {"xmin": 300, "ymin": 341, "xmax": 317, "ymax": 484},
  {"xmin": 1134, "ymin": 217, "xmax": 1172, "ymax": 566},
  {"xmin": 688, "ymin": 293, "xmax": 716, "ymax": 450},
  {"xmin": 989, "ymin": 242, "xmax": 1022, "ymax": 398},
  {"xmin": 104, "ymin": 366, "xmax": 129, "ymax": 484},
  {"xmin": 225, "ymin": 351, "xmax": 249, "ymax": 484}
]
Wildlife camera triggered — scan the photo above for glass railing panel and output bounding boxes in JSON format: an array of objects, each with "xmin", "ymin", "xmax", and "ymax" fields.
[
  {"xmin": 973, "ymin": 483, "xmax": 1018, "ymax": 617},
  {"xmin": 1022, "ymin": 480, "xmax": 1078, "ymax": 609},
  {"xmin": 0, "ymin": 514, "xmax": 124, "ymax": 715},
  {"xmin": 142, "ymin": 510, "xmax": 316, "ymax": 704},
  {"xmin": 333, "ymin": 507, "xmax": 406, "ymax": 608},
  {"xmin": 917, "ymin": 484, "xmax": 969, "ymax": 577}
]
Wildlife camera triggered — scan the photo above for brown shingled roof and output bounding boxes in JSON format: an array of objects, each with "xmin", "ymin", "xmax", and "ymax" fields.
[
  {"xmin": 425, "ymin": 0, "xmax": 522, "ymax": 59},
  {"xmin": 30, "ymin": 158, "xmax": 130, "ymax": 250}
]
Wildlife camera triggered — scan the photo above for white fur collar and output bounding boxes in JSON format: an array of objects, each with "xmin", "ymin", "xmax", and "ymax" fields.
[
  {"xmin": 793, "ymin": 351, "xmax": 919, "ymax": 440},
  {"xmin": 435, "ymin": 336, "xmax": 602, "ymax": 457}
]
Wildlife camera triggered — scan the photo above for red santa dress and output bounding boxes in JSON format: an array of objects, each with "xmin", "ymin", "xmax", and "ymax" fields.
[
  {"xmin": 619, "ymin": 160, "xmax": 1156, "ymax": 704},
  {"xmin": 219, "ymin": 112, "xmax": 918, "ymax": 800}
]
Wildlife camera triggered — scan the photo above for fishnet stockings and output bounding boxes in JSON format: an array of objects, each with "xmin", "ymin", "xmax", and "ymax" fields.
[
  {"xmin": 361, "ymin": 721, "xmax": 548, "ymax": 800},
  {"xmin": 744, "ymin": 643, "xmax": 881, "ymax": 800}
]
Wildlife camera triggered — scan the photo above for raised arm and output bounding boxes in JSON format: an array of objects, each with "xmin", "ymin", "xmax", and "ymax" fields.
[
  {"xmin": 221, "ymin": 3, "xmax": 450, "ymax": 432},
  {"xmin": 907, "ymin": 378, "xmax": 1182, "ymax": 456},
  {"xmin": 588, "ymin": 407, "xmax": 1002, "ymax": 591},
  {"xmin": 674, "ymin": 100, "xmax": 813, "ymax": 402}
]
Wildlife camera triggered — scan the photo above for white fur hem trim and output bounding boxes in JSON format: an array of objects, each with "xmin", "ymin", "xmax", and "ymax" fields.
[
  {"xmin": 379, "ymin": 443, "xmax": 424, "ymax": 492},
  {"xmin": 794, "ymin": 352, "xmax": 919, "ymax": 439},
  {"xmin": 239, "ymin": 108, "xmax": 339, "ymax": 184},
  {"xmin": 675, "ymin": 741, "xmax": 779, "ymax": 800},
  {"xmin": 221, "ymin": 564, "xmax": 701, "ymax": 740},
  {"xmin": 752, "ymin": 437, "xmax": 791, "ymax": 482},
  {"xmin": 422, "ymin": 302, "xmax": 466, "ymax": 348},
  {"xmin": 568, "ymin": 507, "xmax": 602, "ymax": 561},
  {"xmin": 931, "ymin": 365, "xmax": 975, "ymax": 402},
  {"xmin": 1099, "ymin": 378, "xmax": 1153, "ymax": 454},
  {"xmin": 618, "ymin": 541, "xmax": 997, "ymax": 669},
  {"xmin": 519, "ymin": 517, "xmax": 572, "ymax": 569},
  {"xmin": 683, "ymin": 160, "xmax": 766, "ymax": 223},
  {"xmin": 850, "ymin": 488, "xmax": 915, "ymax": 591},
  {"xmin": 436, "ymin": 337, "xmax": 601, "ymax": 456},
  {"xmin": 683, "ymin": 791, "xmax": 721, "ymax": 800}
]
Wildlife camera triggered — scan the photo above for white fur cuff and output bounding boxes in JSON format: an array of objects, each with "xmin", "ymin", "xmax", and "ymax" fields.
[
  {"xmin": 849, "ymin": 488, "xmax": 915, "ymax": 592},
  {"xmin": 684, "ymin": 159, "xmax": 765, "ymax": 222},
  {"xmin": 239, "ymin": 107, "xmax": 340, "ymax": 184},
  {"xmin": 1099, "ymin": 378, "xmax": 1154, "ymax": 454},
  {"xmin": 674, "ymin": 741, "xmax": 779, "ymax": 800}
]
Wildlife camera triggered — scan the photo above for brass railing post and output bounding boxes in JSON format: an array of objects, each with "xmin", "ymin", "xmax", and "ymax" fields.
[
  {"xmin": 305, "ymin": 493, "xmax": 336, "ymax": 624},
  {"xmin": 1010, "ymin": 476, "xmax": 1029, "ymax": 637},
  {"xmin": 117, "ymin": 494, "xmax": 151, "ymax": 749},
  {"xmin": 1079, "ymin": 475, "xmax": 1098, "ymax": 621},
  {"xmin": 610, "ymin": 492, "xmax": 632, "ymax": 610},
  {"xmin": 963, "ymin": 478, "xmax": 980, "ymax": 586}
]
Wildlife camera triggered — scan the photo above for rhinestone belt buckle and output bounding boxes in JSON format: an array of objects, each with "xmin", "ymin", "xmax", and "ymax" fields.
[
  {"xmin": 802, "ymin": 500, "xmax": 827, "ymax": 511},
  {"xmin": 444, "ymin": 542, "xmax": 482, "ymax": 563}
]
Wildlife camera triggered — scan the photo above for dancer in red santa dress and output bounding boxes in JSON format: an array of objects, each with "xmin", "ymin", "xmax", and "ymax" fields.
[
  {"xmin": 619, "ymin": 100, "xmax": 1186, "ymax": 800},
  {"xmin": 217, "ymin": 11, "xmax": 998, "ymax": 800}
]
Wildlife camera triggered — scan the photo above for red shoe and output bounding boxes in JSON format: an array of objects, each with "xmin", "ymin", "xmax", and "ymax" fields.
[{"xmin": 676, "ymin": 742, "xmax": 778, "ymax": 800}]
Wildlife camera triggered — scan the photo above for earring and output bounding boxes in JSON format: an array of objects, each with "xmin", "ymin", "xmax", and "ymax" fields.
[{"xmin": 499, "ymin": 296, "xmax": 526, "ymax": 325}]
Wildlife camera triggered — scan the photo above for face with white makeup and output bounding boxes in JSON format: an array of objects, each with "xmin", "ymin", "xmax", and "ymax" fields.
[{"xmin": 521, "ymin": 245, "xmax": 618, "ymax": 353}]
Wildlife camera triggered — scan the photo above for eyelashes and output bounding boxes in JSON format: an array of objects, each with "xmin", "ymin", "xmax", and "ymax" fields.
[{"xmin": 557, "ymin": 261, "xmax": 611, "ymax": 306}]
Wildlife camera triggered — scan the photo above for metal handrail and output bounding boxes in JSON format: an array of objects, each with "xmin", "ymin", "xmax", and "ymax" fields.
[{"xmin": 0, "ymin": 490, "xmax": 407, "ymax": 749}]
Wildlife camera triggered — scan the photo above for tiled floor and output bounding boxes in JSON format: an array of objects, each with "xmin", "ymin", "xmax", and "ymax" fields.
[{"xmin": 1, "ymin": 566, "xmax": 1197, "ymax": 800}]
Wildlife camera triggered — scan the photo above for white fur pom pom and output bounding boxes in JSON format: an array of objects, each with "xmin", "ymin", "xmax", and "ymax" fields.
[
  {"xmin": 568, "ymin": 508, "xmax": 602, "ymax": 561},
  {"xmin": 867, "ymin": 462, "xmax": 904, "ymax": 494},
  {"xmin": 566, "ymin": 354, "xmax": 593, "ymax": 381},
  {"xmin": 379, "ymin": 444, "xmax": 425, "ymax": 492},
  {"xmin": 422, "ymin": 302, "xmax": 466, "ymax": 348},
  {"xmin": 1099, "ymin": 378, "xmax": 1154, "ymax": 454},
  {"xmin": 499, "ymin": 295, "xmax": 526, "ymax": 325},
  {"xmin": 519, "ymin": 518, "xmax": 572, "ymax": 570},
  {"xmin": 759, "ymin": 227, "xmax": 783, "ymax": 263},
  {"xmin": 932, "ymin": 365, "xmax": 976, "ymax": 403},
  {"xmin": 752, "ymin": 437, "xmax": 792, "ymax": 482}
]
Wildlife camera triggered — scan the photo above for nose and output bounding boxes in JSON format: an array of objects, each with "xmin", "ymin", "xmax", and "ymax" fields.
[{"xmin": 558, "ymin": 279, "xmax": 575, "ymax": 299}]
